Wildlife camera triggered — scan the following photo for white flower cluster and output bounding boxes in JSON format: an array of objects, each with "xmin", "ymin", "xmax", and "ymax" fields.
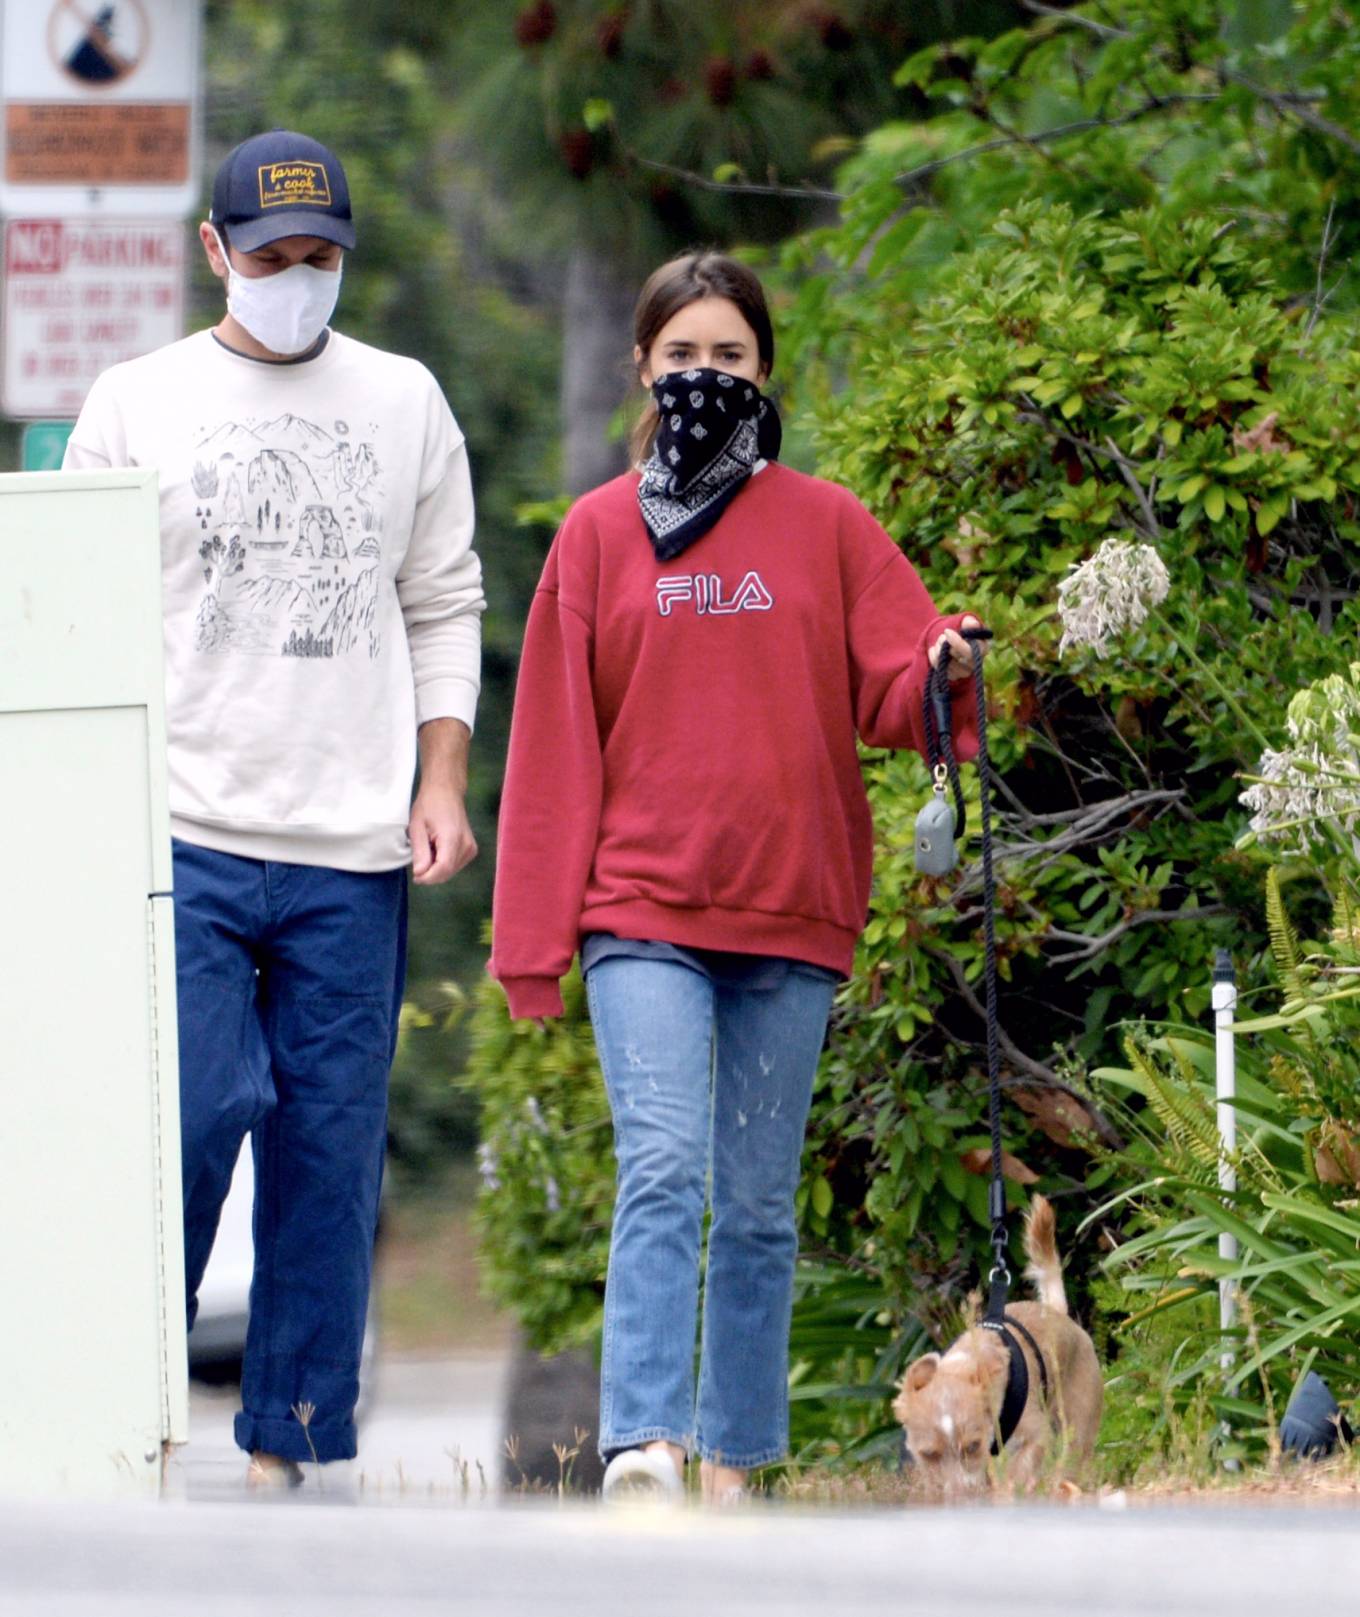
[
  {"xmin": 1057, "ymin": 537, "xmax": 1171, "ymax": 656},
  {"xmin": 1240, "ymin": 665, "xmax": 1360, "ymax": 854}
]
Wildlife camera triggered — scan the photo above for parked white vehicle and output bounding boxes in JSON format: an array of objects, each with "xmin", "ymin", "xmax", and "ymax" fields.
[
  {"xmin": 186, "ymin": 1147, "xmax": 254, "ymax": 1367},
  {"xmin": 188, "ymin": 1143, "xmax": 380, "ymax": 1410}
]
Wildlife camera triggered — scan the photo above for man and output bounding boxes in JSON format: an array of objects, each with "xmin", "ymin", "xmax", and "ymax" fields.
[{"xmin": 65, "ymin": 130, "xmax": 483, "ymax": 1484}]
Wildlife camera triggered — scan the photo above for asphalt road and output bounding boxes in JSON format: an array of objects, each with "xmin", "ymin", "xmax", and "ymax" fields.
[{"xmin": 2, "ymin": 1493, "xmax": 1357, "ymax": 1616}]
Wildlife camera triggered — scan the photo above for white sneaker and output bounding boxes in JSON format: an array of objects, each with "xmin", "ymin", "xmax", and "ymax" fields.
[{"xmin": 601, "ymin": 1447, "xmax": 684, "ymax": 1504}]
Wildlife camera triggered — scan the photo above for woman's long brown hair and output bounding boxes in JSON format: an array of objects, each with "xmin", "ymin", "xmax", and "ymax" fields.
[{"xmin": 629, "ymin": 251, "xmax": 775, "ymax": 465}]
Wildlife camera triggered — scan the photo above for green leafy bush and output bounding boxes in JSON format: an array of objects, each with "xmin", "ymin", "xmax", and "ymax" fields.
[
  {"xmin": 459, "ymin": 964, "xmax": 613, "ymax": 1348},
  {"xmin": 790, "ymin": 185, "xmax": 1360, "ymax": 1310}
]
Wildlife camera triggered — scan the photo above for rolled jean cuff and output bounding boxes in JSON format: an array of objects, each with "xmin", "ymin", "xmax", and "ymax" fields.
[
  {"xmin": 234, "ymin": 1409, "xmax": 356, "ymax": 1464},
  {"xmin": 598, "ymin": 1426, "xmax": 693, "ymax": 1463},
  {"xmin": 695, "ymin": 1438, "xmax": 787, "ymax": 1470}
]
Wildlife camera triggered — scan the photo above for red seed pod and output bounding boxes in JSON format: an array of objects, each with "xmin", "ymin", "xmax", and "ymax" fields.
[
  {"xmin": 744, "ymin": 48, "xmax": 776, "ymax": 81},
  {"xmin": 597, "ymin": 11, "xmax": 627, "ymax": 59},
  {"xmin": 704, "ymin": 55, "xmax": 737, "ymax": 107},
  {"xmin": 558, "ymin": 128, "xmax": 594, "ymax": 179},
  {"xmin": 514, "ymin": 2, "xmax": 558, "ymax": 48},
  {"xmin": 811, "ymin": 10, "xmax": 853, "ymax": 50}
]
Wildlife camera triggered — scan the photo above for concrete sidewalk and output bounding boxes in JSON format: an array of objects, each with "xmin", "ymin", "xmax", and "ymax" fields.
[
  {"xmin": 2, "ymin": 1493, "xmax": 1358, "ymax": 1616},
  {"xmin": 169, "ymin": 1353, "xmax": 509, "ymax": 1502}
]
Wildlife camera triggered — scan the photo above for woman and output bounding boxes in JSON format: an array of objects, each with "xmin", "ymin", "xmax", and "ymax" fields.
[{"xmin": 491, "ymin": 251, "xmax": 985, "ymax": 1503}]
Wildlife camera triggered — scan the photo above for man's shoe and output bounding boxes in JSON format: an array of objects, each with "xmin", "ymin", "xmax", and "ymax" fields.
[{"xmin": 246, "ymin": 1451, "xmax": 305, "ymax": 1490}]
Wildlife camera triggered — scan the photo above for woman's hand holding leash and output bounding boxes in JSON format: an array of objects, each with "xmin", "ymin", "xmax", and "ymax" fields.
[{"xmin": 929, "ymin": 614, "xmax": 988, "ymax": 680}]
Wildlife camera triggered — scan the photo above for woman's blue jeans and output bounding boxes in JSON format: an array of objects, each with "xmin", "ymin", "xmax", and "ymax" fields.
[{"xmin": 586, "ymin": 957, "xmax": 835, "ymax": 1470}]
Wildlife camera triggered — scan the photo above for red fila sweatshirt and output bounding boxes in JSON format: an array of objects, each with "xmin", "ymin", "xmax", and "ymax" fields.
[{"xmin": 490, "ymin": 463, "xmax": 979, "ymax": 1020}]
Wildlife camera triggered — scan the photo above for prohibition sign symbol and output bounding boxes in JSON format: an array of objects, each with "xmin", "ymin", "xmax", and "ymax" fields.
[{"xmin": 47, "ymin": 0, "xmax": 151, "ymax": 88}]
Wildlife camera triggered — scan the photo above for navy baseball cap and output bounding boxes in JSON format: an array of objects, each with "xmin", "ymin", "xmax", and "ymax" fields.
[{"xmin": 210, "ymin": 130, "xmax": 355, "ymax": 252}]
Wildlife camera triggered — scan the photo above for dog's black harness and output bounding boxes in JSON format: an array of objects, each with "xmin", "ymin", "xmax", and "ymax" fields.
[
  {"xmin": 980, "ymin": 1312, "xmax": 1050, "ymax": 1454},
  {"xmin": 924, "ymin": 633, "xmax": 1052, "ymax": 1459}
]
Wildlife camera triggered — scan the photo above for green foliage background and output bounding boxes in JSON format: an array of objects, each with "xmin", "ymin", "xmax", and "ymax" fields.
[{"xmin": 461, "ymin": 0, "xmax": 1360, "ymax": 1463}]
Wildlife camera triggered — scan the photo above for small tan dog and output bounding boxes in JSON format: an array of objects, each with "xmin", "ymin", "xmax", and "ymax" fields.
[{"xmin": 893, "ymin": 1196, "xmax": 1102, "ymax": 1492}]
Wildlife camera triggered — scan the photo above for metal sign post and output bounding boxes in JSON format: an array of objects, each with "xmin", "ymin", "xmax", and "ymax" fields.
[{"xmin": 1212, "ymin": 949, "xmax": 1238, "ymax": 1372}]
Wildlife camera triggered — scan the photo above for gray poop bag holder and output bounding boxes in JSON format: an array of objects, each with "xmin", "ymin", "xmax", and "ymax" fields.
[
  {"xmin": 914, "ymin": 784, "xmax": 959, "ymax": 877},
  {"xmin": 914, "ymin": 626, "xmax": 994, "ymax": 877}
]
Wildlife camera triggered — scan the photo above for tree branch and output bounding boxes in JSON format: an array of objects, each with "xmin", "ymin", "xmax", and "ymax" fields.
[
  {"xmin": 889, "ymin": 96, "xmax": 1221, "ymax": 195},
  {"xmin": 627, "ymin": 94, "xmax": 1222, "ymax": 206},
  {"xmin": 937, "ymin": 953, "xmax": 1125, "ymax": 1149},
  {"xmin": 1105, "ymin": 435, "xmax": 1162, "ymax": 539},
  {"xmin": 1303, "ymin": 200, "xmax": 1341, "ymax": 345},
  {"xmin": 1021, "ymin": 0, "xmax": 1126, "ymax": 40},
  {"xmin": 1042, "ymin": 905, "xmax": 1231, "ymax": 964},
  {"xmin": 1221, "ymin": 69, "xmax": 1360, "ymax": 157},
  {"xmin": 995, "ymin": 785, "xmax": 1181, "ymax": 833},
  {"xmin": 939, "ymin": 952, "xmax": 1061, "ymax": 1086},
  {"xmin": 629, "ymin": 153, "xmax": 842, "ymax": 204},
  {"xmin": 980, "ymin": 787, "xmax": 1187, "ymax": 867},
  {"xmin": 627, "ymin": 18, "xmax": 1357, "ymax": 209}
]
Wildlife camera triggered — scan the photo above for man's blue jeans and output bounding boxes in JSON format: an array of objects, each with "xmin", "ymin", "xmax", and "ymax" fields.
[
  {"xmin": 172, "ymin": 840, "xmax": 407, "ymax": 1463},
  {"xmin": 586, "ymin": 956, "xmax": 835, "ymax": 1469}
]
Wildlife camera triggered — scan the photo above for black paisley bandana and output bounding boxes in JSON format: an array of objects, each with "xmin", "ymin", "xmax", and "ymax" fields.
[{"xmin": 636, "ymin": 367, "xmax": 782, "ymax": 561}]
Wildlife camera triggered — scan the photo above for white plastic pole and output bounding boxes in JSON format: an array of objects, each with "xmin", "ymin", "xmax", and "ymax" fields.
[{"xmin": 1212, "ymin": 948, "xmax": 1238, "ymax": 1375}]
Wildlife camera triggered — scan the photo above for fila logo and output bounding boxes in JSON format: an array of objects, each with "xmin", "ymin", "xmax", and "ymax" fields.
[{"xmin": 656, "ymin": 571, "xmax": 774, "ymax": 617}]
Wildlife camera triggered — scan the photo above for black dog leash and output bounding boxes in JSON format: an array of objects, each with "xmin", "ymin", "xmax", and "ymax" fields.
[
  {"xmin": 919, "ymin": 628, "xmax": 1008, "ymax": 1307},
  {"xmin": 918, "ymin": 628, "xmax": 1050, "ymax": 1455}
]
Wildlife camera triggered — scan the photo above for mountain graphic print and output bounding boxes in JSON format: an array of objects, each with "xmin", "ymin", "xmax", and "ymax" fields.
[{"xmin": 188, "ymin": 410, "xmax": 384, "ymax": 660}]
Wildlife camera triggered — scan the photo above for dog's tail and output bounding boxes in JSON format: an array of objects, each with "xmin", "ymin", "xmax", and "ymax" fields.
[{"xmin": 1024, "ymin": 1195, "xmax": 1067, "ymax": 1315}]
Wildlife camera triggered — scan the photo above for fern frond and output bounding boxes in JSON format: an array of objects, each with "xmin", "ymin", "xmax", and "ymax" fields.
[
  {"xmin": 1332, "ymin": 882, "xmax": 1360, "ymax": 958},
  {"xmin": 1267, "ymin": 866, "xmax": 1306, "ymax": 1003},
  {"xmin": 1268, "ymin": 1051, "xmax": 1321, "ymax": 1117},
  {"xmin": 1236, "ymin": 1134, "xmax": 1284, "ymax": 1197},
  {"xmin": 1125, "ymin": 1036, "xmax": 1219, "ymax": 1179}
]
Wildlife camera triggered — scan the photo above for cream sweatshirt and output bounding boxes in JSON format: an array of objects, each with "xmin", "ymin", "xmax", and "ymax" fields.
[{"xmin": 65, "ymin": 327, "xmax": 484, "ymax": 871}]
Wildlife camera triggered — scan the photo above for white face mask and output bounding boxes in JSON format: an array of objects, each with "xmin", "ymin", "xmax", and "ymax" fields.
[{"xmin": 217, "ymin": 232, "xmax": 342, "ymax": 355}]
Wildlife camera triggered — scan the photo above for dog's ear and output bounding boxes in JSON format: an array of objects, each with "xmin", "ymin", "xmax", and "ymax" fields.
[{"xmin": 903, "ymin": 1353, "xmax": 941, "ymax": 1394}]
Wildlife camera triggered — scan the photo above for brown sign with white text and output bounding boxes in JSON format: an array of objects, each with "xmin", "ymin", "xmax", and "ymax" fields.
[{"xmin": 5, "ymin": 101, "xmax": 189, "ymax": 184}]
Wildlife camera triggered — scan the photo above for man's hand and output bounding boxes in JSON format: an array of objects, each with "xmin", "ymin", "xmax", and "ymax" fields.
[
  {"xmin": 409, "ymin": 718, "xmax": 477, "ymax": 886},
  {"xmin": 929, "ymin": 614, "xmax": 988, "ymax": 683}
]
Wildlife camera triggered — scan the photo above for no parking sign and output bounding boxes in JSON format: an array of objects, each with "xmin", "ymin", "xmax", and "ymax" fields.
[{"xmin": 2, "ymin": 215, "xmax": 184, "ymax": 417}]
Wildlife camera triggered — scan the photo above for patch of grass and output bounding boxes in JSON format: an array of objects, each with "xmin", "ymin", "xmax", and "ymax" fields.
[
  {"xmin": 776, "ymin": 1448, "xmax": 1360, "ymax": 1508},
  {"xmin": 377, "ymin": 1160, "xmax": 513, "ymax": 1356}
]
